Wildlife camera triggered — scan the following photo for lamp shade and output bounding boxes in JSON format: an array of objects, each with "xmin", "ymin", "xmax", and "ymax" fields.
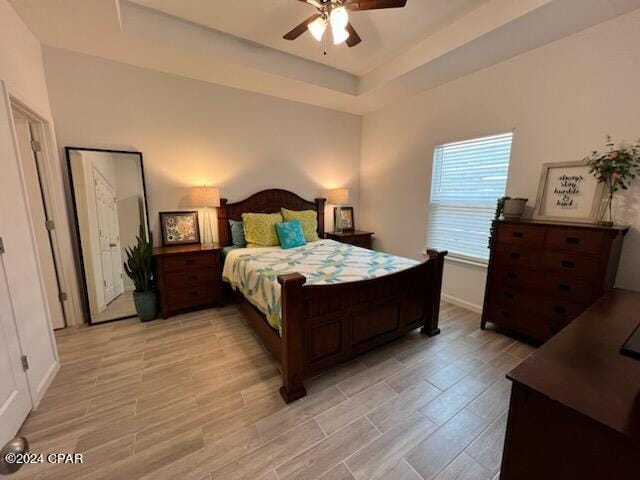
[
  {"xmin": 325, "ymin": 188, "xmax": 349, "ymax": 205},
  {"xmin": 191, "ymin": 186, "xmax": 220, "ymax": 207}
]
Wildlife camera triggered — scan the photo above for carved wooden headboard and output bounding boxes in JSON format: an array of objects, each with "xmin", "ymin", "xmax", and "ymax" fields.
[{"xmin": 217, "ymin": 189, "xmax": 326, "ymax": 247}]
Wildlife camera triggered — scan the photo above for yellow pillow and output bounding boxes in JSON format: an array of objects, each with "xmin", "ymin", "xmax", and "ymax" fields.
[
  {"xmin": 242, "ymin": 213, "xmax": 283, "ymax": 248},
  {"xmin": 281, "ymin": 208, "xmax": 319, "ymax": 242}
]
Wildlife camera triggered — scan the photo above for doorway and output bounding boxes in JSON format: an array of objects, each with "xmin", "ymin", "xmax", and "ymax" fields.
[{"xmin": 11, "ymin": 105, "xmax": 66, "ymax": 330}]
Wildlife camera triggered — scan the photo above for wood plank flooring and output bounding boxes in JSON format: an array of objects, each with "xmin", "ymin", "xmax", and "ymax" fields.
[{"xmin": 14, "ymin": 302, "xmax": 535, "ymax": 480}]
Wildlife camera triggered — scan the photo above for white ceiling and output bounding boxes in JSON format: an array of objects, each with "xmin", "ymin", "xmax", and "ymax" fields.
[
  {"xmin": 128, "ymin": 0, "xmax": 487, "ymax": 76},
  {"xmin": 9, "ymin": 0, "xmax": 640, "ymax": 114}
]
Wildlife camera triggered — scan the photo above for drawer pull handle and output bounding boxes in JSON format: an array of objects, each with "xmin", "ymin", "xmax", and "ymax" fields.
[
  {"xmin": 504, "ymin": 292, "xmax": 515, "ymax": 300},
  {"xmin": 558, "ymin": 283, "xmax": 571, "ymax": 292},
  {"xmin": 566, "ymin": 237, "xmax": 580, "ymax": 245},
  {"xmin": 512, "ymin": 232, "xmax": 524, "ymax": 238},
  {"xmin": 507, "ymin": 272, "xmax": 518, "ymax": 280},
  {"xmin": 185, "ymin": 259, "xmax": 196, "ymax": 265},
  {"xmin": 500, "ymin": 310, "xmax": 512, "ymax": 318},
  {"xmin": 561, "ymin": 260, "xmax": 575, "ymax": 268},
  {"xmin": 510, "ymin": 252, "xmax": 521, "ymax": 260},
  {"xmin": 188, "ymin": 291, "xmax": 199, "ymax": 297},
  {"xmin": 553, "ymin": 306, "xmax": 567, "ymax": 315}
]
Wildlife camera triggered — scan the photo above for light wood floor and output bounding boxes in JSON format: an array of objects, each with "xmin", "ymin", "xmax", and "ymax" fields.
[
  {"xmin": 14, "ymin": 302, "xmax": 535, "ymax": 480},
  {"xmin": 92, "ymin": 290, "xmax": 135, "ymax": 324}
]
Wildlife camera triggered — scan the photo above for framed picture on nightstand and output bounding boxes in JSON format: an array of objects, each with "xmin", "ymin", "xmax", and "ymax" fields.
[
  {"xmin": 159, "ymin": 211, "xmax": 200, "ymax": 246},
  {"xmin": 334, "ymin": 206, "xmax": 355, "ymax": 232}
]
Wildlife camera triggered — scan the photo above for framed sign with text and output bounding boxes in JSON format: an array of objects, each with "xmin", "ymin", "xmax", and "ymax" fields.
[{"xmin": 533, "ymin": 160, "xmax": 604, "ymax": 223}]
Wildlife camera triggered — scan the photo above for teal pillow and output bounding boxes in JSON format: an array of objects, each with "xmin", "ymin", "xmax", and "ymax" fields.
[
  {"xmin": 229, "ymin": 219, "xmax": 247, "ymax": 247},
  {"xmin": 275, "ymin": 220, "xmax": 306, "ymax": 249}
]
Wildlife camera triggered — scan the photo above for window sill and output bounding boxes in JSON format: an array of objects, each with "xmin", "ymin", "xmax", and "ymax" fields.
[{"xmin": 422, "ymin": 251, "xmax": 488, "ymax": 269}]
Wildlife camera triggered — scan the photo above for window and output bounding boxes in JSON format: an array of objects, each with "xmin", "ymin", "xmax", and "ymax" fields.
[{"xmin": 427, "ymin": 132, "xmax": 513, "ymax": 262}]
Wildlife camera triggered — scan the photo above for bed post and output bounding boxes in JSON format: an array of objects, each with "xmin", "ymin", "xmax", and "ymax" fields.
[
  {"xmin": 218, "ymin": 198, "xmax": 230, "ymax": 247},
  {"xmin": 315, "ymin": 197, "xmax": 326, "ymax": 238},
  {"xmin": 277, "ymin": 272, "xmax": 307, "ymax": 403},
  {"xmin": 422, "ymin": 249, "xmax": 447, "ymax": 337}
]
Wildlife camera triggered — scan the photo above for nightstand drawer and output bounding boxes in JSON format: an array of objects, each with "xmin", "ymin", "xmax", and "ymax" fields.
[
  {"xmin": 165, "ymin": 268, "xmax": 217, "ymax": 289},
  {"xmin": 167, "ymin": 285, "xmax": 218, "ymax": 310},
  {"xmin": 342, "ymin": 236, "xmax": 371, "ymax": 249},
  {"xmin": 164, "ymin": 253, "xmax": 218, "ymax": 272}
]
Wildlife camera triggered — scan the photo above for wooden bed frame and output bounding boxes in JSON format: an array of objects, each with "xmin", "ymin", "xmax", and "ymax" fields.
[{"xmin": 218, "ymin": 189, "xmax": 446, "ymax": 403}]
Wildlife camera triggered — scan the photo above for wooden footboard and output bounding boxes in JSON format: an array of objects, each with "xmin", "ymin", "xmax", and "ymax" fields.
[{"xmin": 277, "ymin": 249, "xmax": 447, "ymax": 403}]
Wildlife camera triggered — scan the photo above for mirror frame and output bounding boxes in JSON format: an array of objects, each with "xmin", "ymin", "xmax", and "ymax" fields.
[{"xmin": 65, "ymin": 146, "xmax": 150, "ymax": 325}]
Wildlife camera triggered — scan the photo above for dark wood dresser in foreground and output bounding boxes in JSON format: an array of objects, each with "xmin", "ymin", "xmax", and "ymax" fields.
[
  {"xmin": 501, "ymin": 289, "xmax": 640, "ymax": 479},
  {"xmin": 325, "ymin": 230, "xmax": 374, "ymax": 249},
  {"xmin": 153, "ymin": 244, "xmax": 223, "ymax": 318},
  {"xmin": 482, "ymin": 219, "xmax": 628, "ymax": 342}
]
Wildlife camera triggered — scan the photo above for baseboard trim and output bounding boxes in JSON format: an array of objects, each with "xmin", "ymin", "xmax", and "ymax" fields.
[
  {"xmin": 31, "ymin": 360, "xmax": 60, "ymax": 409},
  {"xmin": 442, "ymin": 294, "xmax": 483, "ymax": 314}
]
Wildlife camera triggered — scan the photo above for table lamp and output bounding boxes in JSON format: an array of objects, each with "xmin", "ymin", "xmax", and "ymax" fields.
[
  {"xmin": 191, "ymin": 186, "xmax": 220, "ymax": 247},
  {"xmin": 325, "ymin": 188, "xmax": 350, "ymax": 233}
]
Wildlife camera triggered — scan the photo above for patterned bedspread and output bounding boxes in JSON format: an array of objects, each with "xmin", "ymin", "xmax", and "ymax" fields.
[{"xmin": 222, "ymin": 239, "xmax": 419, "ymax": 334}]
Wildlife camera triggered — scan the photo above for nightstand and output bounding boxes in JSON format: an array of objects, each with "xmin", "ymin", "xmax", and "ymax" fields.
[
  {"xmin": 325, "ymin": 230, "xmax": 374, "ymax": 249},
  {"xmin": 153, "ymin": 244, "xmax": 223, "ymax": 319}
]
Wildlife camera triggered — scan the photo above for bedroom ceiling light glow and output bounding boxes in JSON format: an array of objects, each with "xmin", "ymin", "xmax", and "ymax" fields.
[
  {"xmin": 307, "ymin": 16, "xmax": 327, "ymax": 41},
  {"xmin": 330, "ymin": 6, "xmax": 349, "ymax": 30},
  {"xmin": 332, "ymin": 27, "xmax": 350, "ymax": 45}
]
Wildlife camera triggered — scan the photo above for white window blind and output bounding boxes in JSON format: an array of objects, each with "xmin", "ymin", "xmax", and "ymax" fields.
[{"xmin": 427, "ymin": 132, "xmax": 513, "ymax": 262}]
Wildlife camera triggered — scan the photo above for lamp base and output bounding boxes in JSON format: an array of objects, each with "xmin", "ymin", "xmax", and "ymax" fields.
[{"xmin": 201, "ymin": 206, "xmax": 214, "ymax": 246}]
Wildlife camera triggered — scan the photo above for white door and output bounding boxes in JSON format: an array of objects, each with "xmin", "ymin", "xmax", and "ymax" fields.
[
  {"xmin": 93, "ymin": 167, "xmax": 116, "ymax": 305},
  {"xmin": 0, "ymin": 80, "xmax": 58, "ymax": 408},
  {"xmin": 12, "ymin": 113, "xmax": 66, "ymax": 330},
  {"xmin": 0, "ymin": 261, "xmax": 32, "ymax": 445},
  {"xmin": 108, "ymin": 196, "xmax": 124, "ymax": 297}
]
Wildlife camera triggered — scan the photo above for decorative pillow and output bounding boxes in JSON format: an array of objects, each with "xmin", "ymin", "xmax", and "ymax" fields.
[
  {"xmin": 242, "ymin": 213, "xmax": 283, "ymax": 248},
  {"xmin": 281, "ymin": 208, "xmax": 319, "ymax": 242},
  {"xmin": 228, "ymin": 219, "xmax": 247, "ymax": 247},
  {"xmin": 276, "ymin": 220, "xmax": 307, "ymax": 250}
]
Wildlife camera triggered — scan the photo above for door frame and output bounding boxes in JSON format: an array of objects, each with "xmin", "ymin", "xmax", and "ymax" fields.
[
  {"xmin": 9, "ymin": 96, "xmax": 80, "ymax": 328},
  {"xmin": 65, "ymin": 147, "xmax": 150, "ymax": 325}
]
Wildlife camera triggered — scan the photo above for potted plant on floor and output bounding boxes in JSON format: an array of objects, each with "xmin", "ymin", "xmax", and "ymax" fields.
[
  {"xmin": 124, "ymin": 225, "xmax": 157, "ymax": 322},
  {"xmin": 585, "ymin": 136, "xmax": 640, "ymax": 226}
]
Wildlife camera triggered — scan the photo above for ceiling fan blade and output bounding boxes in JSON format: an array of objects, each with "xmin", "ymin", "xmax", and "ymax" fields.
[
  {"xmin": 283, "ymin": 13, "xmax": 322, "ymax": 41},
  {"xmin": 344, "ymin": 0, "xmax": 408, "ymax": 11},
  {"xmin": 345, "ymin": 23, "xmax": 362, "ymax": 47}
]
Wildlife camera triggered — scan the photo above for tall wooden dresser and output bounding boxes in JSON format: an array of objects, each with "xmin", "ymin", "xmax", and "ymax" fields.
[{"xmin": 481, "ymin": 220, "xmax": 628, "ymax": 342}]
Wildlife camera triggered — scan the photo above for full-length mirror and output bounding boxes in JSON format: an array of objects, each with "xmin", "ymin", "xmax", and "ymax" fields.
[{"xmin": 67, "ymin": 147, "xmax": 149, "ymax": 324}]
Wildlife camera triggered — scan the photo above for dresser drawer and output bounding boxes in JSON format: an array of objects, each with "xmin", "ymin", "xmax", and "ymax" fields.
[
  {"xmin": 486, "ymin": 304, "xmax": 550, "ymax": 341},
  {"xmin": 544, "ymin": 276, "xmax": 594, "ymax": 303},
  {"xmin": 165, "ymin": 268, "xmax": 217, "ymax": 289},
  {"xmin": 543, "ymin": 252, "xmax": 600, "ymax": 278},
  {"xmin": 545, "ymin": 228, "xmax": 604, "ymax": 255},
  {"xmin": 494, "ymin": 246, "xmax": 539, "ymax": 269},
  {"xmin": 489, "ymin": 285, "xmax": 531, "ymax": 310},
  {"xmin": 491, "ymin": 267, "xmax": 546, "ymax": 290},
  {"xmin": 537, "ymin": 298, "xmax": 587, "ymax": 325},
  {"xmin": 167, "ymin": 285, "xmax": 218, "ymax": 310},
  {"xmin": 163, "ymin": 253, "xmax": 218, "ymax": 273},
  {"xmin": 497, "ymin": 224, "xmax": 545, "ymax": 248}
]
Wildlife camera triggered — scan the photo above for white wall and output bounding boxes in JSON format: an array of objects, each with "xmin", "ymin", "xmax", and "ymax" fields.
[
  {"xmin": 42, "ymin": 47, "xmax": 362, "ymax": 246},
  {"xmin": 0, "ymin": 0, "xmax": 61, "ymax": 405},
  {"xmin": 360, "ymin": 9, "xmax": 640, "ymax": 309}
]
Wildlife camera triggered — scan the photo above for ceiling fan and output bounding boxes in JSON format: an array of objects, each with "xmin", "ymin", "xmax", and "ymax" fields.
[{"xmin": 283, "ymin": 0, "xmax": 408, "ymax": 48}]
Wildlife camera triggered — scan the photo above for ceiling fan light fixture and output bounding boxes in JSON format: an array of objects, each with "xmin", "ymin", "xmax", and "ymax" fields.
[
  {"xmin": 329, "ymin": 6, "xmax": 349, "ymax": 30},
  {"xmin": 332, "ymin": 26, "xmax": 350, "ymax": 45},
  {"xmin": 307, "ymin": 16, "xmax": 327, "ymax": 41}
]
